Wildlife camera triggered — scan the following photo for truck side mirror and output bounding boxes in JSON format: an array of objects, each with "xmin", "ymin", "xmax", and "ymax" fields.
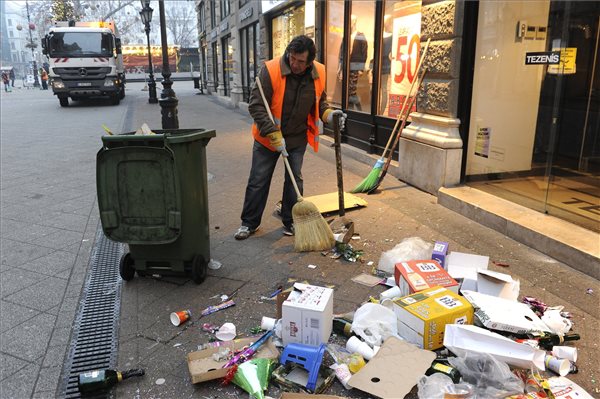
[
  {"xmin": 41, "ymin": 36, "xmax": 48, "ymax": 55},
  {"xmin": 115, "ymin": 38, "xmax": 122, "ymax": 55}
]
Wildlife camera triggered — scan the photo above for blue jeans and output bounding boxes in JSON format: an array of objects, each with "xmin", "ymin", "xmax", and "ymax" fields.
[{"xmin": 240, "ymin": 141, "xmax": 305, "ymax": 229}]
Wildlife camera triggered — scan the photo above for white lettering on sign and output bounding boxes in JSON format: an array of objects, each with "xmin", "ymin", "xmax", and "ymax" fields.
[
  {"xmin": 435, "ymin": 295, "xmax": 461, "ymax": 309},
  {"xmin": 525, "ymin": 51, "xmax": 560, "ymax": 65}
]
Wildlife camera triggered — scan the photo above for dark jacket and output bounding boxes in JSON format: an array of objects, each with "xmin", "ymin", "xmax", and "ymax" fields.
[{"xmin": 248, "ymin": 56, "xmax": 330, "ymax": 150}]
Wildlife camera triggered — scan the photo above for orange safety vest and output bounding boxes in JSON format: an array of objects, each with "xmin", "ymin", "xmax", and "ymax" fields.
[{"xmin": 252, "ymin": 56, "xmax": 326, "ymax": 152}]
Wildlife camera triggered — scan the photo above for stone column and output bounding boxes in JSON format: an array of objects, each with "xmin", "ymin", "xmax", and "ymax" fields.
[{"xmin": 396, "ymin": 0, "xmax": 464, "ymax": 195}]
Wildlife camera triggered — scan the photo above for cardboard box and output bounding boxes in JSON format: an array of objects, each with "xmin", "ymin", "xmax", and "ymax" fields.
[
  {"xmin": 431, "ymin": 241, "xmax": 449, "ymax": 269},
  {"xmin": 394, "ymin": 259, "xmax": 459, "ymax": 297},
  {"xmin": 446, "ymin": 251, "xmax": 489, "ymax": 292},
  {"xmin": 187, "ymin": 336, "xmax": 279, "ymax": 384},
  {"xmin": 476, "ymin": 269, "xmax": 520, "ymax": 300},
  {"xmin": 281, "ymin": 283, "xmax": 334, "ymax": 346},
  {"xmin": 393, "ymin": 286, "xmax": 473, "ymax": 350}
]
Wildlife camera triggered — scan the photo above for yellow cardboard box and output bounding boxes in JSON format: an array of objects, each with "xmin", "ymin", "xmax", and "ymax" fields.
[{"xmin": 393, "ymin": 286, "xmax": 473, "ymax": 350}]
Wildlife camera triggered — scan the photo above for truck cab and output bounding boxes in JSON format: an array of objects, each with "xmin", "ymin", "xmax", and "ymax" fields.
[{"xmin": 42, "ymin": 21, "xmax": 126, "ymax": 107}]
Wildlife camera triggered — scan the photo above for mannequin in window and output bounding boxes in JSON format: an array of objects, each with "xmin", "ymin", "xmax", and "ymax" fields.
[
  {"xmin": 348, "ymin": 14, "xmax": 368, "ymax": 111},
  {"xmin": 380, "ymin": 15, "xmax": 393, "ymax": 114}
]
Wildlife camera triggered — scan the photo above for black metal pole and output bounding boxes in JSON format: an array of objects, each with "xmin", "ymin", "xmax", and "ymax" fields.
[
  {"xmin": 158, "ymin": 0, "xmax": 178, "ymax": 128},
  {"xmin": 145, "ymin": 26, "xmax": 158, "ymax": 103},
  {"xmin": 25, "ymin": 0, "xmax": 40, "ymax": 88}
]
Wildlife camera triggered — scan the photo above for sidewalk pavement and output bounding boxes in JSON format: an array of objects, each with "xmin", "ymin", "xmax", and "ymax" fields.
[{"xmin": 107, "ymin": 85, "xmax": 600, "ymax": 398}]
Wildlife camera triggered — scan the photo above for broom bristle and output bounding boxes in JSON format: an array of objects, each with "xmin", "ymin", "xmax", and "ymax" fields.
[
  {"xmin": 292, "ymin": 200, "xmax": 335, "ymax": 252},
  {"xmin": 351, "ymin": 164, "xmax": 382, "ymax": 193}
]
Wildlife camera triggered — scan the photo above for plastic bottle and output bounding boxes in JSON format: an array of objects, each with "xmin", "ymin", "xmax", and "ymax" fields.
[
  {"xmin": 348, "ymin": 353, "xmax": 366, "ymax": 373},
  {"xmin": 78, "ymin": 369, "xmax": 145, "ymax": 393}
]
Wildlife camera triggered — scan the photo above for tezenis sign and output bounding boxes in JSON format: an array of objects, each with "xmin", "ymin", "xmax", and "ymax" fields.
[{"xmin": 525, "ymin": 51, "xmax": 560, "ymax": 65}]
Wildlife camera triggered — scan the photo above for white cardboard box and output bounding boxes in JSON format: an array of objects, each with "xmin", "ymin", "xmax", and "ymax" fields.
[{"xmin": 282, "ymin": 283, "xmax": 334, "ymax": 346}]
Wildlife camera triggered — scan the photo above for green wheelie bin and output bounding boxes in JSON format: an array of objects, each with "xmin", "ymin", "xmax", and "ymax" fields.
[{"xmin": 96, "ymin": 128, "xmax": 216, "ymax": 284}]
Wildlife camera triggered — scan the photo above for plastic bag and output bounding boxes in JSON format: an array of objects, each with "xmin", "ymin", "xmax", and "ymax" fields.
[
  {"xmin": 378, "ymin": 237, "xmax": 433, "ymax": 274},
  {"xmin": 418, "ymin": 373, "xmax": 474, "ymax": 399},
  {"xmin": 542, "ymin": 308, "xmax": 572, "ymax": 335},
  {"xmin": 448, "ymin": 352, "xmax": 524, "ymax": 398},
  {"xmin": 351, "ymin": 303, "xmax": 398, "ymax": 347}
]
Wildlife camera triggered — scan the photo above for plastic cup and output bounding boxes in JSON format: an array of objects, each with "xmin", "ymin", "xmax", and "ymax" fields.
[
  {"xmin": 552, "ymin": 346, "xmax": 577, "ymax": 362},
  {"xmin": 380, "ymin": 286, "xmax": 402, "ymax": 301},
  {"xmin": 346, "ymin": 336, "xmax": 375, "ymax": 361},
  {"xmin": 544, "ymin": 354, "xmax": 570, "ymax": 376},
  {"xmin": 261, "ymin": 316, "xmax": 276, "ymax": 331},
  {"xmin": 215, "ymin": 322, "xmax": 236, "ymax": 341},
  {"xmin": 170, "ymin": 309, "xmax": 191, "ymax": 326}
]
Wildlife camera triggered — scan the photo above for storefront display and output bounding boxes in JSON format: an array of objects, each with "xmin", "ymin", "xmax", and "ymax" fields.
[{"xmin": 271, "ymin": 3, "xmax": 315, "ymax": 57}]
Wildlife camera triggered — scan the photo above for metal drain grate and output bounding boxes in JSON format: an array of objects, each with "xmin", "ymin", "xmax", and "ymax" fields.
[{"xmin": 60, "ymin": 227, "xmax": 125, "ymax": 399}]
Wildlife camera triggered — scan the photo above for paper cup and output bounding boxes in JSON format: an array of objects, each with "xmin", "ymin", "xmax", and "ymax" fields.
[
  {"xmin": 346, "ymin": 336, "xmax": 375, "ymax": 361},
  {"xmin": 170, "ymin": 309, "xmax": 191, "ymax": 326},
  {"xmin": 215, "ymin": 322, "xmax": 236, "ymax": 341},
  {"xmin": 544, "ymin": 354, "xmax": 570, "ymax": 376},
  {"xmin": 552, "ymin": 346, "xmax": 578, "ymax": 362},
  {"xmin": 261, "ymin": 316, "xmax": 276, "ymax": 331},
  {"xmin": 380, "ymin": 286, "xmax": 402, "ymax": 301}
]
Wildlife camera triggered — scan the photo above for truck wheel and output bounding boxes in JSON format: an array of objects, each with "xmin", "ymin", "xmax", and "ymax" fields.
[
  {"xmin": 59, "ymin": 97, "xmax": 69, "ymax": 107},
  {"xmin": 111, "ymin": 95, "xmax": 120, "ymax": 105},
  {"xmin": 119, "ymin": 86, "xmax": 125, "ymax": 99}
]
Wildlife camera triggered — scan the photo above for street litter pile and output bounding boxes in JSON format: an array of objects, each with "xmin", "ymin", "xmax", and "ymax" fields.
[{"xmin": 179, "ymin": 236, "xmax": 591, "ymax": 399}]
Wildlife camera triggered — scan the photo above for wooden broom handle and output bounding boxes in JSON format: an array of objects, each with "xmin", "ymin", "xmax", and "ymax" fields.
[{"xmin": 254, "ymin": 76, "xmax": 303, "ymax": 200}]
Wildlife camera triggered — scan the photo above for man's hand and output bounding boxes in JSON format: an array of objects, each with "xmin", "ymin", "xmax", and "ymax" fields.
[
  {"xmin": 324, "ymin": 109, "xmax": 347, "ymax": 131},
  {"xmin": 267, "ymin": 130, "xmax": 288, "ymax": 156}
]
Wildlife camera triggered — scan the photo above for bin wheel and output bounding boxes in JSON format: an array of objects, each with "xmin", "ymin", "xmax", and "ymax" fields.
[
  {"xmin": 119, "ymin": 253, "xmax": 135, "ymax": 281},
  {"xmin": 191, "ymin": 255, "xmax": 207, "ymax": 284}
]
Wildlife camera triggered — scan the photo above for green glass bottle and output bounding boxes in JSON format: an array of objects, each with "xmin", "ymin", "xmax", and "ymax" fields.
[
  {"xmin": 425, "ymin": 361, "xmax": 461, "ymax": 384},
  {"xmin": 78, "ymin": 368, "xmax": 145, "ymax": 393},
  {"xmin": 332, "ymin": 318, "xmax": 354, "ymax": 337}
]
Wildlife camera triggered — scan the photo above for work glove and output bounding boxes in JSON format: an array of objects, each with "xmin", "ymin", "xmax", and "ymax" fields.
[
  {"xmin": 267, "ymin": 130, "xmax": 288, "ymax": 156},
  {"xmin": 324, "ymin": 109, "xmax": 347, "ymax": 132}
]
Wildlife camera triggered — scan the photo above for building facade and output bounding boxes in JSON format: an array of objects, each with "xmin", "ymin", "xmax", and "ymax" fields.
[
  {"xmin": 1, "ymin": 2, "xmax": 40, "ymax": 79},
  {"xmin": 194, "ymin": 0, "xmax": 599, "ymax": 234}
]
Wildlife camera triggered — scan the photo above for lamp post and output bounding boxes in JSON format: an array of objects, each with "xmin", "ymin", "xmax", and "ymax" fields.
[
  {"xmin": 25, "ymin": 0, "xmax": 40, "ymax": 88},
  {"xmin": 139, "ymin": 0, "xmax": 158, "ymax": 103},
  {"xmin": 158, "ymin": 0, "xmax": 178, "ymax": 128}
]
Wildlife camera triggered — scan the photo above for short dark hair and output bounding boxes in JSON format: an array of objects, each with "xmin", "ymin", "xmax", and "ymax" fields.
[{"xmin": 286, "ymin": 35, "xmax": 316, "ymax": 63}]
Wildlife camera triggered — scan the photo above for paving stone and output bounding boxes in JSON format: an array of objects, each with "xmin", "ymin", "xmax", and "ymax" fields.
[
  {"xmin": 0, "ymin": 267, "xmax": 46, "ymax": 297},
  {"xmin": 38, "ymin": 213, "xmax": 90, "ymax": 233},
  {"xmin": 34, "ymin": 365, "xmax": 62, "ymax": 393},
  {"xmin": 0, "ymin": 300, "xmax": 41, "ymax": 333},
  {"xmin": 1, "ymin": 313, "xmax": 56, "ymax": 362},
  {"xmin": 0, "ymin": 361, "xmax": 39, "ymax": 398},
  {"xmin": 0, "ymin": 352, "xmax": 30, "ymax": 381},
  {"xmin": 17, "ymin": 250, "xmax": 77, "ymax": 278},
  {"xmin": 0, "ymin": 239, "xmax": 55, "ymax": 268},
  {"xmin": 5, "ymin": 277, "xmax": 68, "ymax": 313}
]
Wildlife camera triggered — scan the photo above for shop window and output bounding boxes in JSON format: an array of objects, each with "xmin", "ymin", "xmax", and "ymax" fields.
[
  {"xmin": 271, "ymin": 2, "xmax": 316, "ymax": 58},
  {"xmin": 222, "ymin": 35, "xmax": 233, "ymax": 96},
  {"xmin": 378, "ymin": 1, "xmax": 422, "ymax": 118},
  {"xmin": 220, "ymin": 0, "xmax": 230, "ymax": 20},
  {"xmin": 325, "ymin": 1, "xmax": 345, "ymax": 108},
  {"xmin": 211, "ymin": 41, "xmax": 218, "ymax": 91},
  {"xmin": 240, "ymin": 23, "xmax": 258, "ymax": 103},
  {"xmin": 345, "ymin": 2, "xmax": 377, "ymax": 113}
]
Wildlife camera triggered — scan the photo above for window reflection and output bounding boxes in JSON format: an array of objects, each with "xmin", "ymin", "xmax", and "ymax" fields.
[
  {"xmin": 325, "ymin": 0, "xmax": 345, "ymax": 108},
  {"xmin": 347, "ymin": 3, "xmax": 375, "ymax": 112}
]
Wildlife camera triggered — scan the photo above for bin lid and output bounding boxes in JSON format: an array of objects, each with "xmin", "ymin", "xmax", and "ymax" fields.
[{"xmin": 97, "ymin": 145, "xmax": 182, "ymax": 244}]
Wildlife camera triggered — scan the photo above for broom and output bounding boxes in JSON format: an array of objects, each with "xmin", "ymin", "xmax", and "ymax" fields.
[
  {"xmin": 351, "ymin": 38, "xmax": 431, "ymax": 193},
  {"xmin": 254, "ymin": 76, "xmax": 335, "ymax": 252}
]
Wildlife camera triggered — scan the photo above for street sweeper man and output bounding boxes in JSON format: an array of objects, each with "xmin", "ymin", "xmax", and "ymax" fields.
[{"xmin": 234, "ymin": 35, "xmax": 347, "ymax": 240}]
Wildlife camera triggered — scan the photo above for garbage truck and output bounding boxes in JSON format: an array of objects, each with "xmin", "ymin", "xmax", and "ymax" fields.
[{"xmin": 42, "ymin": 21, "xmax": 126, "ymax": 107}]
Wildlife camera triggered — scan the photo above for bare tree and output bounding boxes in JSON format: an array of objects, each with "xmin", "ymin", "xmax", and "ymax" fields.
[{"xmin": 164, "ymin": 1, "xmax": 197, "ymax": 47}]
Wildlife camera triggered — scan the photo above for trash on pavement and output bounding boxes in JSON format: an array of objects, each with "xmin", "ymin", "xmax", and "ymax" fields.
[
  {"xmin": 462, "ymin": 290, "xmax": 551, "ymax": 334},
  {"xmin": 273, "ymin": 343, "xmax": 336, "ymax": 394},
  {"xmin": 280, "ymin": 393, "xmax": 346, "ymax": 399},
  {"xmin": 351, "ymin": 273, "xmax": 383, "ymax": 287},
  {"xmin": 394, "ymin": 259, "xmax": 459, "ymax": 296},
  {"xmin": 377, "ymin": 237, "xmax": 433, "ymax": 274},
  {"xmin": 228, "ymin": 357, "xmax": 275, "ymax": 399},
  {"xmin": 448, "ymin": 351, "xmax": 524, "ymax": 397},
  {"xmin": 329, "ymin": 216, "xmax": 354, "ymax": 244},
  {"xmin": 348, "ymin": 336, "xmax": 436, "ymax": 399},
  {"xmin": 208, "ymin": 258, "xmax": 222, "ymax": 270},
  {"xmin": 170, "ymin": 309, "xmax": 192, "ymax": 326},
  {"xmin": 431, "ymin": 241, "xmax": 449, "ymax": 269},
  {"xmin": 544, "ymin": 354, "xmax": 570, "ymax": 376},
  {"xmin": 443, "ymin": 324, "xmax": 546, "ymax": 370},
  {"xmin": 351, "ymin": 302, "xmax": 398, "ymax": 348},
  {"xmin": 200, "ymin": 299, "xmax": 236, "ymax": 318},
  {"xmin": 332, "ymin": 242, "xmax": 363, "ymax": 262},
  {"xmin": 215, "ymin": 322, "xmax": 237, "ymax": 341},
  {"xmin": 476, "ymin": 269, "xmax": 520, "ymax": 300},
  {"xmin": 552, "ymin": 345, "xmax": 578, "ymax": 362},
  {"xmin": 329, "ymin": 362, "xmax": 352, "ymax": 389},
  {"xmin": 280, "ymin": 283, "xmax": 334, "ymax": 346},
  {"xmin": 541, "ymin": 308, "xmax": 573, "ymax": 335},
  {"xmin": 418, "ymin": 373, "xmax": 473, "ymax": 399},
  {"xmin": 546, "ymin": 376, "xmax": 595, "ymax": 399},
  {"xmin": 446, "ymin": 251, "xmax": 489, "ymax": 291},
  {"xmin": 346, "ymin": 336, "xmax": 376, "ymax": 361},
  {"xmin": 424, "ymin": 361, "xmax": 462, "ymax": 384},
  {"xmin": 187, "ymin": 335, "xmax": 279, "ymax": 384},
  {"xmin": 393, "ymin": 287, "xmax": 473, "ymax": 350},
  {"xmin": 223, "ymin": 330, "xmax": 274, "ymax": 369}
]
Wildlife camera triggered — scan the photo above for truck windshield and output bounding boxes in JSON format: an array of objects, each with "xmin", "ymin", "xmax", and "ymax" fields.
[{"xmin": 49, "ymin": 32, "xmax": 113, "ymax": 57}]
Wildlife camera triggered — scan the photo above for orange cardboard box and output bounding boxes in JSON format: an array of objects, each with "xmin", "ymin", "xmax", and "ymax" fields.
[{"xmin": 394, "ymin": 259, "xmax": 459, "ymax": 297}]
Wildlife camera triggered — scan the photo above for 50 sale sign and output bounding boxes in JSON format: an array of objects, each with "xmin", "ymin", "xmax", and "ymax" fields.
[{"xmin": 388, "ymin": 1, "xmax": 422, "ymax": 118}]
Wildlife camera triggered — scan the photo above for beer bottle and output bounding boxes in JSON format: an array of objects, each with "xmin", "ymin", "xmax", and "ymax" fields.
[
  {"xmin": 537, "ymin": 333, "xmax": 580, "ymax": 350},
  {"xmin": 425, "ymin": 361, "xmax": 461, "ymax": 384},
  {"xmin": 332, "ymin": 318, "xmax": 354, "ymax": 337},
  {"xmin": 78, "ymin": 368, "xmax": 145, "ymax": 393}
]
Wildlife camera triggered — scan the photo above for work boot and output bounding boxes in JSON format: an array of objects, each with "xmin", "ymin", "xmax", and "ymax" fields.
[{"xmin": 234, "ymin": 225, "xmax": 259, "ymax": 240}]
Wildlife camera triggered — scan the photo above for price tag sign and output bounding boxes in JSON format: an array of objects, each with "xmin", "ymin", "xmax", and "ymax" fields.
[{"xmin": 388, "ymin": 1, "xmax": 422, "ymax": 118}]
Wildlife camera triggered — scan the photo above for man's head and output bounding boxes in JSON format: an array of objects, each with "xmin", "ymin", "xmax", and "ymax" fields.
[{"xmin": 285, "ymin": 35, "xmax": 316, "ymax": 75}]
